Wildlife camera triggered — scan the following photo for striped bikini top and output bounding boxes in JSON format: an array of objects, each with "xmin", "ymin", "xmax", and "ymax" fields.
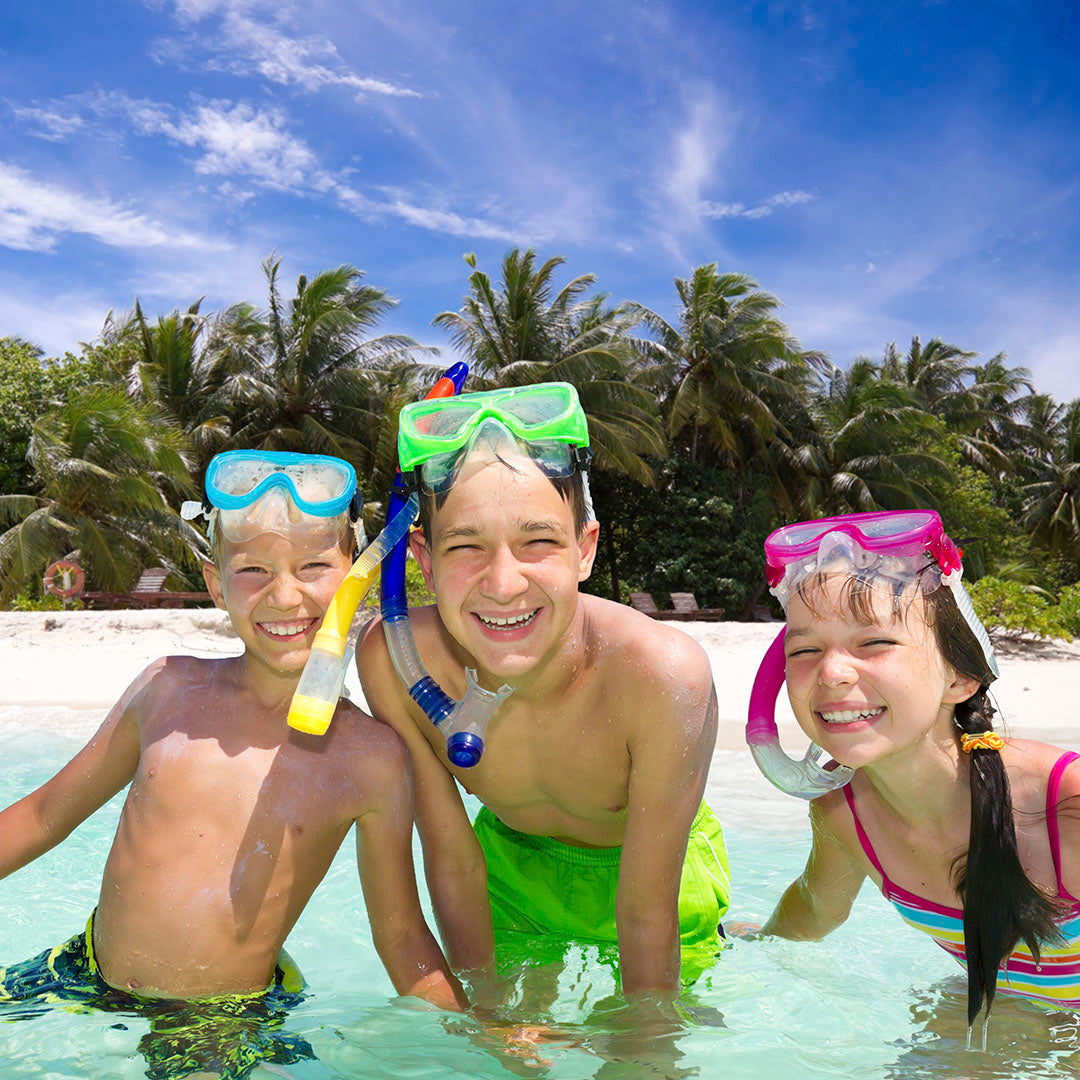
[{"xmin": 844, "ymin": 751, "xmax": 1080, "ymax": 1011}]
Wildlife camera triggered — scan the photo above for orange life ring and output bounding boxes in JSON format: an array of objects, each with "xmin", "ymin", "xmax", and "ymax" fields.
[{"xmin": 43, "ymin": 560, "xmax": 85, "ymax": 599}]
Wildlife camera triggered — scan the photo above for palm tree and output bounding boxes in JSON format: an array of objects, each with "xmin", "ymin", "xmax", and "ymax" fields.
[
  {"xmin": 0, "ymin": 387, "xmax": 203, "ymax": 601},
  {"xmin": 629, "ymin": 265, "xmax": 825, "ymax": 467},
  {"xmin": 434, "ymin": 250, "xmax": 666, "ymax": 484},
  {"xmin": 794, "ymin": 357, "xmax": 950, "ymax": 515},
  {"xmin": 1022, "ymin": 399, "xmax": 1080, "ymax": 559},
  {"xmin": 103, "ymin": 298, "xmax": 263, "ymax": 475},
  {"xmin": 224, "ymin": 256, "xmax": 427, "ymax": 487}
]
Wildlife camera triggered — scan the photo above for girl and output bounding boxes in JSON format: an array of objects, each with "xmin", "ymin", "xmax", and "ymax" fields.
[{"xmin": 748, "ymin": 510, "xmax": 1080, "ymax": 1041}]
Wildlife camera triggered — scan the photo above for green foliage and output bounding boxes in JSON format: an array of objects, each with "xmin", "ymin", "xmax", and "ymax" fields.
[
  {"xmin": 586, "ymin": 452, "xmax": 775, "ymax": 615},
  {"xmin": 0, "ymin": 385, "xmax": 203, "ymax": 603},
  {"xmin": 364, "ymin": 552, "xmax": 435, "ymax": 609},
  {"xmin": 7, "ymin": 252, "xmax": 1079, "ymax": 616},
  {"xmin": 0, "ymin": 339, "xmax": 121, "ymax": 496},
  {"xmin": 9, "ymin": 587, "xmax": 75, "ymax": 612},
  {"xmin": 967, "ymin": 577, "xmax": 1070, "ymax": 641},
  {"xmin": 1054, "ymin": 584, "xmax": 1080, "ymax": 637}
]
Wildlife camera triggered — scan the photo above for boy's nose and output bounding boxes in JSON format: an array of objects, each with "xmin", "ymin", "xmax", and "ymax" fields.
[
  {"xmin": 478, "ymin": 545, "xmax": 528, "ymax": 603},
  {"xmin": 265, "ymin": 573, "xmax": 304, "ymax": 609}
]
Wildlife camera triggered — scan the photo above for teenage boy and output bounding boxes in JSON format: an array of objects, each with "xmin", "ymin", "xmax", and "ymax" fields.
[
  {"xmin": 358, "ymin": 384, "xmax": 729, "ymax": 996},
  {"xmin": 0, "ymin": 451, "xmax": 464, "ymax": 1078}
]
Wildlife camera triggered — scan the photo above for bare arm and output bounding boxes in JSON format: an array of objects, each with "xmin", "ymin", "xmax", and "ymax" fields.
[
  {"xmin": 0, "ymin": 662, "xmax": 146, "ymax": 879},
  {"xmin": 762, "ymin": 798, "xmax": 866, "ymax": 940},
  {"xmin": 617, "ymin": 640, "xmax": 717, "ymax": 996},
  {"xmin": 357, "ymin": 618, "xmax": 494, "ymax": 973},
  {"xmin": 353, "ymin": 729, "xmax": 468, "ymax": 1011}
]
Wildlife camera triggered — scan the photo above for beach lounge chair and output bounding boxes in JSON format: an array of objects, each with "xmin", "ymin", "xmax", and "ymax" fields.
[
  {"xmin": 629, "ymin": 592, "xmax": 661, "ymax": 616},
  {"xmin": 82, "ymin": 568, "xmax": 213, "ymax": 610},
  {"xmin": 669, "ymin": 593, "xmax": 726, "ymax": 621},
  {"xmin": 628, "ymin": 591, "xmax": 725, "ymax": 621}
]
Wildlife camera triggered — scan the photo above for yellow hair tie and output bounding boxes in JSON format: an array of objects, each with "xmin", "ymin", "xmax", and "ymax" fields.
[{"xmin": 960, "ymin": 732, "xmax": 1005, "ymax": 753}]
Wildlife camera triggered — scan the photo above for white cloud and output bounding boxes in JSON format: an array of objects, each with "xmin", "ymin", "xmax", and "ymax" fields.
[
  {"xmin": 336, "ymin": 186, "xmax": 527, "ymax": 245},
  {"xmin": 0, "ymin": 161, "xmax": 221, "ymax": 254},
  {"xmin": 154, "ymin": 1, "xmax": 421, "ymax": 99},
  {"xmin": 701, "ymin": 189, "xmax": 815, "ymax": 220},
  {"xmin": 8, "ymin": 103, "xmax": 85, "ymax": 142},
  {"xmin": 664, "ymin": 92, "xmax": 732, "ymax": 214},
  {"xmin": 135, "ymin": 100, "xmax": 325, "ymax": 190}
]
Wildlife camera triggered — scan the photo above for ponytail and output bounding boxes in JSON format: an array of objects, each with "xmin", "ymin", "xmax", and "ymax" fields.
[{"xmin": 952, "ymin": 687, "xmax": 1064, "ymax": 1026}]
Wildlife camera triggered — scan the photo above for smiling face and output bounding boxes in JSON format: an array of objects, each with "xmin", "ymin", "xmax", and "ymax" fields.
[
  {"xmin": 411, "ymin": 444, "xmax": 599, "ymax": 682},
  {"xmin": 203, "ymin": 530, "xmax": 353, "ymax": 680},
  {"xmin": 782, "ymin": 574, "xmax": 978, "ymax": 770}
]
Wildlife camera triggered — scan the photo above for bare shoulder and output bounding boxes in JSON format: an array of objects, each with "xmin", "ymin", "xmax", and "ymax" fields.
[
  {"xmin": 114, "ymin": 654, "xmax": 203, "ymax": 717},
  {"xmin": 810, "ymin": 787, "xmax": 857, "ymax": 846},
  {"xmin": 1003, "ymin": 738, "xmax": 1078, "ymax": 807},
  {"xmin": 358, "ymin": 607, "xmax": 450, "ymax": 699},
  {"xmin": 329, "ymin": 698, "xmax": 412, "ymax": 804},
  {"xmin": 583, "ymin": 594, "xmax": 712, "ymax": 702}
]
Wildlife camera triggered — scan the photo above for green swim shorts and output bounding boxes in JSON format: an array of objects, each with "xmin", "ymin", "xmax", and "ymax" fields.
[
  {"xmin": 475, "ymin": 801, "xmax": 730, "ymax": 958},
  {"xmin": 0, "ymin": 912, "xmax": 312, "ymax": 1080}
]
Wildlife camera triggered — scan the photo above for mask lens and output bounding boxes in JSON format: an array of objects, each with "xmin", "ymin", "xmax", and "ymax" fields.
[
  {"xmin": 210, "ymin": 455, "xmax": 277, "ymax": 500},
  {"xmin": 499, "ymin": 385, "xmax": 573, "ymax": 427}
]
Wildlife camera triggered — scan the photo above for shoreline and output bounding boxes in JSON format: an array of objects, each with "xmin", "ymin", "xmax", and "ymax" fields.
[{"xmin": 2, "ymin": 609, "xmax": 1078, "ymax": 752}]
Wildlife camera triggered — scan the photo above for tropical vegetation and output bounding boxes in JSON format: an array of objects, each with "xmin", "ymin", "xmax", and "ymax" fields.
[{"xmin": 2, "ymin": 249, "xmax": 1077, "ymax": 640}]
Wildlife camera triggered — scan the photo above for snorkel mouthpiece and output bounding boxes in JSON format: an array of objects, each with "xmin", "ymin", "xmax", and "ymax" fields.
[{"xmin": 748, "ymin": 627, "xmax": 855, "ymax": 799}]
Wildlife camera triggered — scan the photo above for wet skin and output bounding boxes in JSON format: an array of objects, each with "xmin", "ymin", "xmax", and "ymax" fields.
[
  {"xmin": 358, "ymin": 449, "xmax": 718, "ymax": 993},
  {"xmin": 764, "ymin": 577, "xmax": 1080, "ymax": 939},
  {"xmin": 0, "ymin": 531, "xmax": 463, "ymax": 1006}
]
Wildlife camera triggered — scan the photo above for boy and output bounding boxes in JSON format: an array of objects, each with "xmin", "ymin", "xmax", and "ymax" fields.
[
  {"xmin": 0, "ymin": 450, "xmax": 464, "ymax": 1077},
  {"xmin": 358, "ymin": 384, "xmax": 730, "ymax": 997}
]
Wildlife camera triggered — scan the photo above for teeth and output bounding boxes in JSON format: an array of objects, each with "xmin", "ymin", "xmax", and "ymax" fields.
[
  {"xmin": 820, "ymin": 707, "xmax": 885, "ymax": 723},
  {"xmin": 262, "ymin": 621, "xmax": 310, "ymax": 637},
  {"xmin": 477, "ymin": 610, "xmax": 538, "ymax": 629}
]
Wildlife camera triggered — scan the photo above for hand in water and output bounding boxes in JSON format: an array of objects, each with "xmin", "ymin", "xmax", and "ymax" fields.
[{"xmin": 723, "ymin": 920, "xmax": 763, "ymax": 939}]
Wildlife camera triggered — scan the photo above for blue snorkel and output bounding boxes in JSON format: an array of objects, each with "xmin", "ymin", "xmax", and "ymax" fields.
[{"xmin": 380, "ymin": 362, "xmax": 513, "ymax": 768}]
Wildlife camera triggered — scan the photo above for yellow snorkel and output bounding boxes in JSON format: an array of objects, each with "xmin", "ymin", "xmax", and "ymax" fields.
[
  {"xmin": 287, "ymin": 369, "xmax": 465, "ymax": 736},
  {"xmin": 287, "ymin": 496, "xmax": 419, "ymax": 734}
]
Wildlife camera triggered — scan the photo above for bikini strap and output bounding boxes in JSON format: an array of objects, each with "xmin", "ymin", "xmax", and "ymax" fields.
[
  {"xmin": 843, "ymin": 783, "xmax": 891, "ymax": 889},
  {"xmin": 1046, "ymin": 751, "xmax": 1080, "ymax": 902}
]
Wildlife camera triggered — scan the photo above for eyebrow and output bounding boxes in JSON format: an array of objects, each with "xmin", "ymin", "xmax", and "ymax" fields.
[{"xmin": 434, "ymin": 519, "xmax": 567, "ymax": 542}]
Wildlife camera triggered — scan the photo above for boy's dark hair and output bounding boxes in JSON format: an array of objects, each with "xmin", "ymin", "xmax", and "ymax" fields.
[
  {"xmin": 926, "ymin": 586, "xmax": 1065, "ymax": 1027},
  {"xmin": 416, "ymin": 466, "xmax": 588, "ymax": 543}
]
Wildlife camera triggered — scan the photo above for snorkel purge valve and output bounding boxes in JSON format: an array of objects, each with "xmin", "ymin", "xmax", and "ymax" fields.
[{"xmin": 746, "ymin": 510, "xmax": 999, "ymax": 800}]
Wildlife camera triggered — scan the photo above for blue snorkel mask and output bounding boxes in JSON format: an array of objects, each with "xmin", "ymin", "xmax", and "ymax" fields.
[{"xmin": 182, "ymin": 450, "xmax": 364, "ymax": 549}]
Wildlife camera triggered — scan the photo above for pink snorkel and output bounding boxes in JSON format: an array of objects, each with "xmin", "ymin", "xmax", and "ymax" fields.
[
  {"xmin": 747, "ymin": 510, "xmax": 997, "ymax": 800},
  {"xmin": 747, "ymin": 626, "xmax": 855, "ymax": 799}
]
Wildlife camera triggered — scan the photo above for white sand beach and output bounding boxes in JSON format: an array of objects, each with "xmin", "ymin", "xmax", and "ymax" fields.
[{"xmin": 2, "ymin": 609, "xmax": 1078, "ymax": 834}]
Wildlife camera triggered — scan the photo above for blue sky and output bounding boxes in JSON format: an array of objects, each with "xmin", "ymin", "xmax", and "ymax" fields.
[{"xmin": 1, "ymin": 0, "xmax": 1078, "ymax": 401}]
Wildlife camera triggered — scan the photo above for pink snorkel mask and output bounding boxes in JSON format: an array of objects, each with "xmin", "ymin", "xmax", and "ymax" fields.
[{"xmin": 747, "ymin": 510, "xmax": 999, "ymax": 800}]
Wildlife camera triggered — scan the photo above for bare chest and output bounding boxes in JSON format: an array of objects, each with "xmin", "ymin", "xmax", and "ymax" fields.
[
  {"xmin": 125, "ymin": 724, "xmax": 354, "ymax": 861},
  {"xmin": 851, "ymin": 806, "xmax": 1059, "ymax": 909},
  {"xmin": 434, "ymin": 693, "xmax": 633, "ymax": 842}
]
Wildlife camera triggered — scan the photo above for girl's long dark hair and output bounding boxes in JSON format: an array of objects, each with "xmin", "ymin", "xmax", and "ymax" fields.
[{"xmin": 928, "ymin": 588, "xmax": 1065, "ymax": 1025}]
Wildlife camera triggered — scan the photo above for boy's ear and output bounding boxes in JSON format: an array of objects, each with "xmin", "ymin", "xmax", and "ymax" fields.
[
  {"xmin": 577, "ymin": 520, "xmax": 600, "ymax": 582},
  {"xmin": 202, "ymin": 560, "xmax": 227, "ymax": 611},
  {"xmin": 409, "ymin": 529, "xmax": 435, "ymax": 592}
]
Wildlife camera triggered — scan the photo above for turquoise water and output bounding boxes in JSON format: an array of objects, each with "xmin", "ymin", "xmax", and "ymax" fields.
[{"xmin": 1, "ymin": 712, "xmax": 1077, "ymax": 1079}]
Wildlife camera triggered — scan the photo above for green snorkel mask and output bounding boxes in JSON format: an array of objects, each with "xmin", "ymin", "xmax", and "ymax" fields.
[{"xmin": 397, "ymin": 382, "xmax": 594, "ymax": 515}]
